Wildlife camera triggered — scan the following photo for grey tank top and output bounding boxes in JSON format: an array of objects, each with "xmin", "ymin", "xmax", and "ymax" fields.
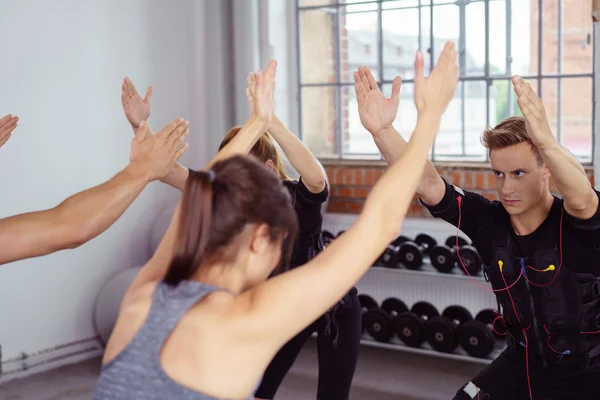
[{"xmin": 94, "ymin": 280, "xmax": 255, "ymax": 400}]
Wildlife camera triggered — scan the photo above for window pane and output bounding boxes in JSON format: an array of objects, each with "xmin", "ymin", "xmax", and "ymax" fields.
[
  {"xmin": 342, "ymin": 9, "xmax": 379, "ymax": 83},
  {"xmin": 512, "ymin": 1, "xmax": 536, "ymax": 76},
  {"xmin": 539, "ymin": 0, "xmax": 594, "ymax": 74},
  {"xmin": 559, "ymin": 78, "xmax": 592, "ymax": 162},
  {"xmin": 539, "ymin": 79, "xmax": 559, "ymax": 146},
  {"xmin": 382, "ymin": 0, "xmax": 420, "ymax": 8},
  {"xmin": 382, "ymin": 4, "xmax": 424, "ymax": 81},
  {"xmin": 434, "ymin": 81, "xmax": 488, "ymax": 161},
  {"xmin": 465, "ymin": 1, "xmax": 486, "ymax": 76},
  {"xmin": 342, "ymin": 85, "xmax": 381, "ymax": 156},
  {"xmin": 487, "ymin": 0, "xmax": 507, "ymax": 76},
  {"xmin": 299, "ymin": 8, "xmax": 339, "ymax": 84},
  {"xmin": 433, "ymin": 81, "xmax": 464, "ymax": 159},
  {"xmin": 385, "ymin": 82, "xmax": 422, "ymax": 145},
  {"xmin": 490, "ymin": 78, "xmax": 519, "ymax": 127},
  {"xmin": 298, "ymin": 0, "xmax": 336, "ymax": 7},
  {"xmin": 342, "ymin": 0, "xmax": 378, "ymax": 13},
  {"xmin": 301, "ymin": 86, "xmax": 340, "ymax": 157},
  {"xmin": 431, "ymin": 4, "xmax": 459, "ymax": 68}
]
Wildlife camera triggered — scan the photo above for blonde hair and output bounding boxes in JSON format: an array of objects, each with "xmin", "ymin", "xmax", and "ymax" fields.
[
  {"xmin": 219, "ymin": 127, "xmax": 290, "ymax": 181},
  {"xmin": 481, "ymin": 116, "xmax": 543, "ymax": 165}
]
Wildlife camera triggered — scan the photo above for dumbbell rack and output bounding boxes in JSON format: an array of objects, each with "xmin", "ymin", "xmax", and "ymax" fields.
[{"xmin": 323, "ymin": 213, "xmax": 506, "ymax": 365}]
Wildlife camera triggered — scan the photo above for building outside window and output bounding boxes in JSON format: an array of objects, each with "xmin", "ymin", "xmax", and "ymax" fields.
[{"xmin": 297, "ymin": 0, "xmax": 595, "ymax": 163}]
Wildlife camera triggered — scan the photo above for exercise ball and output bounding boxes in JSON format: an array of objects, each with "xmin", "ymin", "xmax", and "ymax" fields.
[
  {"xmin": 149, "ymin": 201, "xmax": 178, "ymax": 254},
  {"xmin": 93, "ymin": 266, "xmax": 142, "ymax": 346}
]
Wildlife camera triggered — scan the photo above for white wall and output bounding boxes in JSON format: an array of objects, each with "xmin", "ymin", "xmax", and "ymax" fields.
[{"xmin": 0, "ymin": 0, "xmax": 232, "ymax": 379}]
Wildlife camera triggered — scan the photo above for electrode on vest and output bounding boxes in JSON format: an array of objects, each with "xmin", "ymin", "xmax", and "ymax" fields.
[{"xmin": 463, "ymin": 381, "xmax": 481, "ymax": 398}]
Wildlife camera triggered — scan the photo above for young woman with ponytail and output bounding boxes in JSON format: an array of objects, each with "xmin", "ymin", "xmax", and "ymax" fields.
[{"xmin": 95, "ymin": 42, "xmax": 459, "ymax": 400}]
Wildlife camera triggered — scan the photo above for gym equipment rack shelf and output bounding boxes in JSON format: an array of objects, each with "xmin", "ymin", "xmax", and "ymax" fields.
[
  {"xmin": 360, "ymin": 334, "xmax": 505, "ymax": 365},
  {"xmin": 370, "ymin": 263, "xmax": 487, "ymax": 283}
]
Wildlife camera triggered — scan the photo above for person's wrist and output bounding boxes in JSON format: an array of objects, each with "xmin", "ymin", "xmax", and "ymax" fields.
[
  {"xmin": 251, "ymin": 113, "xmax": 271, "ymax": 131},
  {"xmin": 124, "ymin": 160, "xmax": 153, "ymax": 183},
  {"xmin": 371, "ymin": 124, "xmax": 394, "ymax": 139},
  {"xmin": 415, "ymin": 111, "xmax": 442, "ymax": 131}
]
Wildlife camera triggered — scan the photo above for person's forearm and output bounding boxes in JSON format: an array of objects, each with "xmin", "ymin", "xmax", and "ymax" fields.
[
  {"xmin": 268, "ymin": 115, "xmax": 326, "ymax": 192},
  {"xmin": 373, "ymin": 125, "xmax": 442, "ymax": 197},
  {"xmin": 159, "ymin": 163, "xmax": 189, "ymax": 192},
  {"xmin": 0, "ymin": 163, "xmax": 151, "ymax": 265},
  {"xmin": 133, "ymin": 123, "xmax": 189, "ymax": 191},
  {"xmin": 204, "ymin": 115, "xmax": 268, "ymax": 169},
  {"xmin": 539, "ymin": 140, "xmax": 596, "ymax": 212}
]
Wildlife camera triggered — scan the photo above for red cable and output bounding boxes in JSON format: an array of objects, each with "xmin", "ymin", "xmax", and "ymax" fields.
[
  {"xmin": 521, "ymin": 208, "xmax": 564, "ymax": 288},
  {"xmin": 455, "ymin": 196, "xmax": 600, "ymax": 400},
  {"xmin": 500, "ymin": 265, "xmax": 533, "ymax": 400},
  {"xmin": 543, "ymin": 324, "xmax": 563, "ymax": 355}
]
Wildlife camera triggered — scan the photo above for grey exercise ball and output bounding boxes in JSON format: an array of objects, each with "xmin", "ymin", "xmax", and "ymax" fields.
[
  {"xmin": 150, "ymin": 201, "xmax": 178, "ymax": 254},
  {"xmin": 93, "ymin": 266, "xmax": 142, "ymax": 346}
]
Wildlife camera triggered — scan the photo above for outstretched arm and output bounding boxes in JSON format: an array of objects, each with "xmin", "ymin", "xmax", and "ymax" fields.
[
  {"xmin": 125, "ymin": 60, "xmax": 279, "ymax": 291},
  {"xmin": 0, "ymin": 114, "xmax": 19, "ymax": 149},
  {"xmin": 246, "ymin": 73, "xmax": 326, "ymax": 193},
  {"xmin": 512, "ymin": 76, "xmax": 597, "ymax": 219},
  {"xmin": 354, "ymin": 67, "xmax": 445, "ymax": 206},
  {"xmin": 0, "ymin": 119, "xmax": 189, "ymax": 265},
  {"xmin": 242, "ymin": 43, "xmax": 460, "ymax": 350}
]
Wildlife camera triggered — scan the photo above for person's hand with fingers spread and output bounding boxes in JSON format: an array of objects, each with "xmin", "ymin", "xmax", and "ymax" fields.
[
  {"xmin": 130, "ymin": 118, "xmax": 190, "ymax": 182},
  {"xmin": 413, "ymin": 42, "xmax": 459, "ymax": 117},
  {"xmin": 0, "ymin": 114, "xmax": 19, "ymax": 149},
  {"xmin": 122, "ymin": 77, "xmax": 153, "ymax": 131},
  {"xmin": 353, "ymin": 67, "xmax": 402, "ymax": 136},
  {"xmin": 511, "ymin": 76, "xmax": 555, "ymax": 150}
]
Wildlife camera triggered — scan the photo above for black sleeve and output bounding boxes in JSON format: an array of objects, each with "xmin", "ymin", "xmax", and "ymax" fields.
[
  {"xmin": 294, "ymin": 177, "xmax": 329, "ymax": 207},
  {"xmin": 288, "ymin": 178, "xmax": 328, "ymax": 236},
  {"xmin": 419, "ymin": 178, "xmax": 498, "ymax": 242},
  {"xmin": 564, "ymin": 189, "xmax": 600, "ymax": 231}
]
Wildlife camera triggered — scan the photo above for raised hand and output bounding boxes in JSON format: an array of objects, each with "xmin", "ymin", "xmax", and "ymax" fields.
[
  {"xmin": 246, "ymin": 71, "xmax": 256, "ymax": 115},
  {"xmin": 413, "ymin": 41, "xmax": 459, "ymax": 117},
  {"xmin": 121, "ymin": 77, "xmax": 153, "ymax": 129},
  {"xmin": 129, "ymin": 119, "xmax": 189, "ymax": 181},
  {"xmin": 251, "ymin": 60, "xmax": 278, "ymax": 126},
  {"xmin": 0, "ymin": 114, "xmax": 19, "ymax": 149},
  {"xmin": 353, "ymin": 67, "xmax": 402, "ymax": 136},
  {"xmin": 512, "ymin": 76, "xmax": 554, "ymax": 149}
]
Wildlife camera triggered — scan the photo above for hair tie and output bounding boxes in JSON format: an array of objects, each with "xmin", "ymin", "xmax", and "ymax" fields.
[{"xmin": 207, "ymin": 169, "xmax": 216, "ymax": 183}]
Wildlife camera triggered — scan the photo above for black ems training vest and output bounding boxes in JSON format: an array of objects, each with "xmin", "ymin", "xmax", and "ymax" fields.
[{"xmin": 484, "ymin": 215, "xmax": 600, "ymax": 372}]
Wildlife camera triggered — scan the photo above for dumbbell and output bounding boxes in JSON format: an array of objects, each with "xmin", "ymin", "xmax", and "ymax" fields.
[
  {"xmin": 381, "ymin": 297, "xmax": 409, "ymax": 317},
  {"xmin": 358, "ymin": 294, "xmax": 379, "ymax": 334},
  {"xmin": 375, "ymin": 236, "xmax": 411, "ymax": 268},
  {"xmin": 322, "ymin": 230, "xmax": 335, "ymax": 247},
  {"xmin": 429, "ymin": 242, "xmax": 483, "ymax": 275},
  {"xmin": 396, "ymin": 234, "xmax": 436, "ymax": 270},
  {"xmin": 475, "ymin": 309, "xmax": 507, "ymax": 338},
  {"xmin": 363, "ymin": 307, "xmax": 394, "ymax": 343},
  {"xmin": 414, "ymin": 233, "xmax": 438, "ymax": 255},
  {"xmin": 425, "ymin": 305, "xmax": 473, "ymax": 353},
  {"xmin": 445, "ymin": 235, "xmax": 470, "ymax": 249},
  {"xmin": 364, "ymin": 298, "xmax": 418, "ymax": 343},
  {"xmin": 459, "ymin": 318, "xmax": 495, "ymax": 359},
  {"xmin": 393, "ymin": 301, "xmax": 439, "ymax": 347}
]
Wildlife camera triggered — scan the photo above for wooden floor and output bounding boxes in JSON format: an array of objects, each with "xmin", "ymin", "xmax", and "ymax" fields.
[{"xmin": 0, "ymin": 338, "xmax": 484, "ymax": 400}]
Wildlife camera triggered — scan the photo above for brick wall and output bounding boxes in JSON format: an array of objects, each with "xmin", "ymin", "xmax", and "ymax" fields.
[{"xmin": 324, "ymin": 162, "xmax": 595, "ymax": 217}]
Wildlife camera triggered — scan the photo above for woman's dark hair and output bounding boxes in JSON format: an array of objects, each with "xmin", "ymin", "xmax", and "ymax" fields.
[{"xmin": 163, "ymin": 155, "xmax": 298, "ymax": 286}]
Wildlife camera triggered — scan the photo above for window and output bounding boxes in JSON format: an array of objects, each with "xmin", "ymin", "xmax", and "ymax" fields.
[{"xmin": 296, "ymin": 0, "xmax": 595, "ymax": 163}]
